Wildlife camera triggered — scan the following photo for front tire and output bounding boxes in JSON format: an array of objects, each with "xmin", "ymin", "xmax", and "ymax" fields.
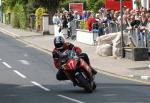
[
  {"xmin": 75, "ymin": 71, "xmax": 96, "ymax": 93},
  {"xmin": 84, "ymin": 81, "xmax": 96, "ymax": 93}
]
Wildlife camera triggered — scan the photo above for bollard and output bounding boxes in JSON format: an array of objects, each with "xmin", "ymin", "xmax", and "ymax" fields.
[
  {"xmin": 124, "ymin": 47, "xmax": 148, "ymax": 61},
  {"xmin": 42, "ymin": 13, "xmax": 50, "ymax": 35}
]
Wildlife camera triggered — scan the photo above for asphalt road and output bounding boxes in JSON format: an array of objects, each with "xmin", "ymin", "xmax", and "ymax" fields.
[{"xmin": 0, "ymin": 32, "xmax": 150, "ymax": 103}]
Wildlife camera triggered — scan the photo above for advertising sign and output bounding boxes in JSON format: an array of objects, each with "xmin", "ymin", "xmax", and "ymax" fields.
[
  {"xmin": 105, "ymin": 0, "xmax": 132, "ymax": 10},
  {"xmin": 69, "ymin": 3, "xmax": 83, "ymax": 15}
]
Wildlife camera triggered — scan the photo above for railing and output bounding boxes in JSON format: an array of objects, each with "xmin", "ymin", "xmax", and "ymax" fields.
[
  {"xmin": 73, "ymin": 20, "xmax": 150, "ymax": 51},
  {"xmin": 127, "ymin": 27, "xmax": 150, "ymax": 51}
]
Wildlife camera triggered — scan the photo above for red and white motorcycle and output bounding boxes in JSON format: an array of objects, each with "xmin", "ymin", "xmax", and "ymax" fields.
[{"xmin": 60, "ymin": 50, "xmax": 96, "ymax": 93}]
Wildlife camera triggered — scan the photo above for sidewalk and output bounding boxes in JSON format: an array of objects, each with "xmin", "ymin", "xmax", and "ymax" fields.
[{"xmin": 0, "ymin": 23, "xmax": 150, "ymax": 82}]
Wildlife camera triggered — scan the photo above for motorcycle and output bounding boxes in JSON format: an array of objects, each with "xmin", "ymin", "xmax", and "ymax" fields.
[{"xmin": 59, "ymin": 50, "xmax": 96, "ymax": 93}]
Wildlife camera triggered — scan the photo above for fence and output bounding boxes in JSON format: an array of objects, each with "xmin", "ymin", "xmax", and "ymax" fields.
[
  {"xmin": 73, "ymin": 20, "xmax": 150, "ymax": 51},
  {"xmin": 76, "ymin": 20, "xmax": 121, "ymax": 35},
  {"xmin": 128, "ymin": 28, "xmax": 150, "ymax": 51}
]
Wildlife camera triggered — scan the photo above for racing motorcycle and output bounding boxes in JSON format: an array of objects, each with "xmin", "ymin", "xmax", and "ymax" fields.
[{"xmin": 60, "ymin": 50, "xmax": 96, "ymax": 93}]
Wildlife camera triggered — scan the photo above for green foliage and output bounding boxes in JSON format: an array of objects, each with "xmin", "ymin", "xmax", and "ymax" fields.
[
  {"xmin": 134, "ymin": 0, "xmax": 141, "ymax": 8},
  {"xmin": 5, "ymin": 12, "xmax": 11, "ymax": 24},
  {"xmin": 12, "ymin": 3, "xmax": 20, "ymax": 28},
  {"xmin": 3, "ymin": 0, "xmax": 64, "ymax": 29},
  {"xmin": 35, "ymin": 7, "xmax": 47, "ymax": 29},
  {"xmin": 87, "ymin": 0, "xmax": 96, "ymax": 10},
  {"xmin": 59, "ymin": 0, "xmax": 70, "ymax": 11},
  {"xmin": 12, "ymin": 3, "xmax": 26, "ymax": 29},
  {"xmin": 80, "ymin": 20, "xmax": 88, "ymax": 30},
  {"xmin": 82, "ymin": 0, "xmax": 88, "ymax": 10},
  {"xmin": 87, "ymin": 0, "xmax": 104, "ymax": 12},
  {"xmin": 19, "ymin": 4, "xmax": 26, "ymax": 29},
  {"xmin": 93, "ymin": 0, "xmax": 104, "ymax": 12},
  {"xmin": 3, "ymin": 0, "xmax": 28, "ymax": 10}
]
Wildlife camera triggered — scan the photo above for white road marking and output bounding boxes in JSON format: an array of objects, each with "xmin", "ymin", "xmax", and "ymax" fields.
[
  {"xmin": 19, "ymin": 60, "xmax": 30, "ymax": 65},
  {"xmin": 0, "ymin": 27, "xmax": 19, "ymax": 37},
  {"xmin": 25, "ymin": 45, "xmax": 32, "ymax": 47},
  {"xmin": 57, "ymin": 94, "xmax": 85, "ymax": 103},
  {"xmin": 127, "ymin": 75, "xmax": 134, "ymax": 77},
  {"xmin": 13, "ymin": 70, "xmax": 27, "ymax": 79},
  {"xmin": 2, "ymin": 62, "xmax": 12, "ymax": 68},
  {"xmin": 23, "ymin": 53, "xmax": 28, "ymax": 57},
  {"xmin": 141, "ymin": 76, "xmax": 150, "ymax": 80},
  {"xmin": 31, "ymin": 81, "xmax": 50, "ymax": 91}
]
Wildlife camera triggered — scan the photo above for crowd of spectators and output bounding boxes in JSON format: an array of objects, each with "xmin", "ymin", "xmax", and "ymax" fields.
[
  {"xmin": 52, "ymin": 6, "xmax": 150, "ymax": 45},
  {"xmin": 84, "ymin": 6, "xmax": 150, "ymax": 36},
  {"xmin": 52, "ymin": 10, "xmax": 81, "ymax": 38}
]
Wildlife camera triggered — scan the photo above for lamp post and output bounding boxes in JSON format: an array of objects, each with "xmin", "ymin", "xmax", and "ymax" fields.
[{"xmin": 120, "ymin": 0, "xmax": 124, "ymax": 58}]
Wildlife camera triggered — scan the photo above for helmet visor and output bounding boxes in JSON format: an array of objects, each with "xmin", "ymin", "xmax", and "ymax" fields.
[{"xmin": 55, "ymin": 43, "xmax": 63, "ymax": 49}]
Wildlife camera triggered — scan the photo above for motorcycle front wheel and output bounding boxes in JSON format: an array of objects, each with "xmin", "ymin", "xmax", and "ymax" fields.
[
  {"xmin": 75, "ymin": 71, "xmax": 96, "ymax": 93},
  {"xmin": 84, "ymin": 80, "xmax": 96, "ymax": 93}
]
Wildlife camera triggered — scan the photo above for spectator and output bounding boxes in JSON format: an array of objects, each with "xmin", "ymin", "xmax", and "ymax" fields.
[
  {"xmin": 147, "ymin": 18, "xmax": 150, "ymax": 29},
  {"xmin": 94, "ymin": 13, "xmax": 104, "ymax": 36},
  {"xmin": 52, "ymin": 13, "xmax": 61, "ymax": 25},
  {"xmin": 87, "ymin": 10, "xmax": 91, "ymax": 19},
  {"xmin": 139, "ymin": 15, "xmax": 148, "ymax": 42},
  {"xmin": 58, "ymin": 14, "xmax": 68, "ymax": 33},
  {"xmin": 87, "ymin": 13, "xmax": 96, "ymax": 31},
  {"xmin": 82, "ymin": 10, "xmax": 88, "ymax": 20},
  {"xmin": 147, "ymin": 18, "xmax": 150, "ymax": 41},
  {"xmin": 74, "ymin": 11, "xmax": 81, "ymax": 29},
  {"xmin": 130, "ymin": 15, "xmax": 140, "ymax": 28},
  {"xmin": 140, "ymin": 14, "xmax": 148, "ymax": 27}
]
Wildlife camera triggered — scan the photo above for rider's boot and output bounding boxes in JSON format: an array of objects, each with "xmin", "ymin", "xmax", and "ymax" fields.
[
  {"xmin": 91, "ymin": 67, "xmax": 97, "ymax": 75},
  {"xmin": 73, "ymin": 82, "xmax": 77, "ymax": 86}
]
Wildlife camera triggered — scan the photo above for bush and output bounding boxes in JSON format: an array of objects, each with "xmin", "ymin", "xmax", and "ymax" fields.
[
  {"xmin": 19, "ymin": 5, "xmax": 26, "ymax": 29},
  {"xmin": 35, "ymin": 7, "xmax": 47, "ymax": 30},
  {"xmin": 12, "ymin": 4, "xmax": 20, "ymax": 28},
  {"xmin": 87, "ymin": 0, "xmax": 104, "ymax": 12},
  {"xmin": 87, "ymin": 0, "xmax": 97, "ymax": 10},
  {"xmin": 80, "ymin": 20, "xmax": 88, "ymax": 30},
  {"xmin": 12, "ymin": 3, "xmax": 26, "ymax": 29},
  {"xmin": 93, "ymin": 0, "xmax": 104, "ymax": 12}
]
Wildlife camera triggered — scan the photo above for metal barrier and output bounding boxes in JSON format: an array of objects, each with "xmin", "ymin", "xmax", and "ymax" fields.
[
  {"xmin": 102, "ymin": 22, "xmax": 121, "ymax": 35},
  {"xmin": 147, "ymin": 30, "xmax": 150, "ymax": 51},
  {"xmin": 128, "ymin": 28, "xmax": 150, "ymax": 51},
  {"xmin": 92, "ymin": 29, "xmax": 99, "ymax": 45}
]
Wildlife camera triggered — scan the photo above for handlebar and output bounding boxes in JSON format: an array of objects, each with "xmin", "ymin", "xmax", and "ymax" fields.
[{"xmin": 60, "ymin": 50, "xmax": 79, "ymax": 64}]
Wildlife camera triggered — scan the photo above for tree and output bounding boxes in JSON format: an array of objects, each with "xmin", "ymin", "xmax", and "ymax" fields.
[
  {"xmin": 2, "ymin": 0, "xmax": 68, "ymax": 27},
  {"xmin": 86, "ymin": 0, "xmax": 104, "ymax": 12},
  {"xmin": 87, "ymin": 0, "xmax": 97, "ymax": 10}
]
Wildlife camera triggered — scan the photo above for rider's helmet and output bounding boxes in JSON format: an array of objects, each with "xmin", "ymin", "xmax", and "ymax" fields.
[{"xmin": 54, "ymin": 36, "xmax": 65, "ymax": 50}]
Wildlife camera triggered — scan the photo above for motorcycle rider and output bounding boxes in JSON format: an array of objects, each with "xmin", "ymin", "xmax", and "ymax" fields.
[{"xmin": 52, "ymin": 36, "xmax": 97, "ymax": 81}]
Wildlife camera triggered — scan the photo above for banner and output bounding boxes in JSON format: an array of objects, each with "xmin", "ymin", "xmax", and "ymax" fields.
[{"xmin": 69, "ymin": 3, "xmax": 83, "ymax": 15}]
